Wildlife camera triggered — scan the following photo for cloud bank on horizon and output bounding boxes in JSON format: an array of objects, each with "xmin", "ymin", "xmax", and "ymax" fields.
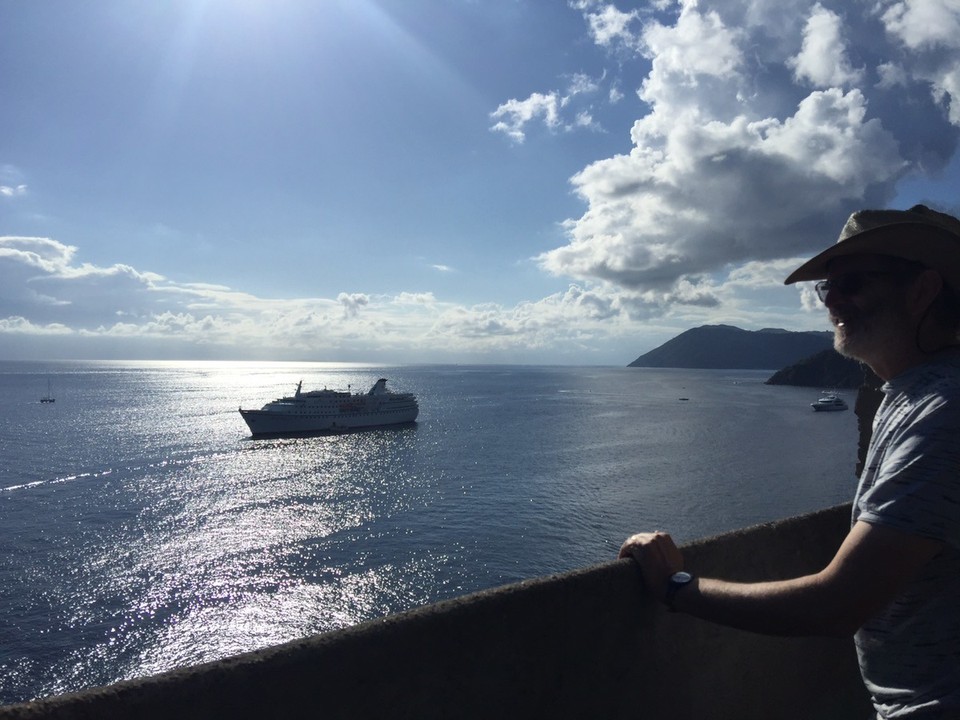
[{"xmin": 4, "ymin": 0, "xmax": 960, "ymax": 363}]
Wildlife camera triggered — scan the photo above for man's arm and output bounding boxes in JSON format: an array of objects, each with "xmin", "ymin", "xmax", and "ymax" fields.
[{"xmin": 619, "ymin": 520, "xmax": 943, "ymax": 636}]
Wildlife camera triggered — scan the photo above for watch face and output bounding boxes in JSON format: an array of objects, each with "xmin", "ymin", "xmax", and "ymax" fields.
[{"xmin": 671, "ymin": 571, "xmax": 693, "ymax": 584}]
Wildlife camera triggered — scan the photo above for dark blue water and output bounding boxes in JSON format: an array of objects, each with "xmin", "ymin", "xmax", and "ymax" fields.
[{"xmin": 0, "ymin": 361, "xmax": 858, "ymax": 705}]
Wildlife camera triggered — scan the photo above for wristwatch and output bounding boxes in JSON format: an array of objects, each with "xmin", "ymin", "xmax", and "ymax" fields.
[{"xmin": 665, "ymin": 571, "xmax": 694, "ymax": 611}]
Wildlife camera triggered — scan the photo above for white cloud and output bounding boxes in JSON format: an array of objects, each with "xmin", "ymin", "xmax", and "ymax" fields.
[
  {"xmin": 337, "ymin": 292, "xmax": 369, "ymax": 319},
  {"xmin": 760, "ymin": 89, "xmax": 904, "ymax": 188},
  {"xmin": 539, "ymin": 87, "xmax": 903, "ymax": 290},
  {"xmin": 881, "ymin": 0, "xmax": 960, "ymax": 124},
  {"xmin": 490, "ymin": 92, "xmax": 561, "ymax": 143},
  {"xmin": 0, "ymin": 235, "xmax": 677, "ymax": 361},
  {"xmin": 641, "ymin": 5, "xmax": 743, "ymax": 84},
  {"xmin": 0, "ymin": 236, "xmax": 77, "ymax": 269},
  {"xmin": 564, "ymin": 72, "xmax": 602, "ymax": 100},
  {"xmin": 583, "ymin": 4, "xmax": 641, "ymax": 50},
  {"xmin": 530, "ymin": 0, "xmax": 958, "ymax": 320},
  {"xmin": 0, "ymin": 165, "xmax": 28, "ymax": 199},
  {"xmin": 0, "ymin": 316, "xmax": 72, "ymax": 335},
  {"xmin": 788, "ymin": 3, "xmax": 864, "ymax": 87},
  {"xmin": 490, "ymin": 71, "xmax": 608, "ymax": 142},
  {"xmin": 395, "ymin": 292, "xmax": 436, "ymax": 305},
  {"xmin": 0, "ymin": 232, "xmax": 825, "ymax": 362},
  {"xmin": 882, "ymin": 0, "xmax": 960, "ymax": 51},
  {"xmin": 573, "ymin": 110, "xmax": 600, "ymax": 131},
  {"xmin": 0, "ymin": 184, "xmax": 27, "ymax": 198},
  {"xmin": 726, "ymin": 257, "xmax": 815, "ymax": 289}
]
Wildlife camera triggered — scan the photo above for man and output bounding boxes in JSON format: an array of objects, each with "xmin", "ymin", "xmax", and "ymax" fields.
[{"xmin": 619, "ymin": 205, "xmax": 960, "ymax": 719}]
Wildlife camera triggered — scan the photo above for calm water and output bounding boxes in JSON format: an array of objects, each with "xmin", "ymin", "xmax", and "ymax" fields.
[{"xmin": 0, "ymin": 361, "xmax": 858, "ymax": 705}]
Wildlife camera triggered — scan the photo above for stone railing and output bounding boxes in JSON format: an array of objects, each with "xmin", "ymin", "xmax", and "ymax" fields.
[{"xmin": 0, "ymin": 504, "xmax": 871, "ymax": 720}]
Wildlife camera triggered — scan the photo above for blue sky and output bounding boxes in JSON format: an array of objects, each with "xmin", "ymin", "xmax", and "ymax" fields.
[{"xmin": 3, "ymin": 0, "xmax": 960, "ymax": 365}]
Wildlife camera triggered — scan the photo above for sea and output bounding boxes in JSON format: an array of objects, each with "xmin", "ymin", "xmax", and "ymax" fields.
[{"xmin": 0, "ymin": 361, "xmax": 859, "ymax": 706}]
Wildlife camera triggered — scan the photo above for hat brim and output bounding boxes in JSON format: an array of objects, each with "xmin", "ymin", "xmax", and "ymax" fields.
[{"xmin": 783, "ymin": 222, "xmax": 960, "ymax": 292}]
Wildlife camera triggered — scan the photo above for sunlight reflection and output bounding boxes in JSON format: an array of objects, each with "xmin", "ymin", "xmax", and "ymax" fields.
[
  {"xmin": 126, "ymin": 553, "xmax": 454, "ymax": 680},
  {"xmin": 99, "ymin": 422, "xmax": 434, "ymax": 682}
]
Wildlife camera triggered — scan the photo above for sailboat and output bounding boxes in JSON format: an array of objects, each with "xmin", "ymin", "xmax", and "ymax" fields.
[{"xmin": 40, "ymin": 379, "xmax": 55, "ymax": 403}]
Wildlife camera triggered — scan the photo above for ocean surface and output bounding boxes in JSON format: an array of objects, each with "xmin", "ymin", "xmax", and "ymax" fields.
[{"xmin": 0, "ymin": 361, "xmax": 859, "ymax": 705}]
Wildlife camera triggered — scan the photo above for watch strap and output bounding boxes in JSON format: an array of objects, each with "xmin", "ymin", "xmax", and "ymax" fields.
[{"xmin": 665, "ymin": 571, "xmax": 693, "ymax": 612}]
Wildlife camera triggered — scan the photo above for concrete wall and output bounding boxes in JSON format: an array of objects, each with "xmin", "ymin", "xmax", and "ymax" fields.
[{"xmin": 0, "ymin": 504, "xmax": 872, "ymax": 720}]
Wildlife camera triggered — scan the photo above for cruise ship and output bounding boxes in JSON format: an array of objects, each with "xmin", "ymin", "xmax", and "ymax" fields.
[{"xmin": 239, "ymin": 378, "xmax": 419, "ymax": 436}]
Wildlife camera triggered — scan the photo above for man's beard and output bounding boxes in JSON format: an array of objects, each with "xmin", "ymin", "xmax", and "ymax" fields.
[
  {"xmin": 831, "ymin": 298, "xmax": 907, "ymax": 365},
  {"xmin": 832, "ymin": 317, "xmax": 866, "ymax": 360}
]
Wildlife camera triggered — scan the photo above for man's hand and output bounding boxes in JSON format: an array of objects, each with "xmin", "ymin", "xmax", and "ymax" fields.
[
  {"xmin": 618, "ymin": 531, "xmax": 684, "ymax": 602},
  {"xmin": 617, "ymin": 521, "xmax": 944, "ymax": 635}
]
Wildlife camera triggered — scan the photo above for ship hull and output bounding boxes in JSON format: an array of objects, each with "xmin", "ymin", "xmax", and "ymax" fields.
[{"xmin": 239, "ymin": 406, "xmax": 418, "ymax": 436}]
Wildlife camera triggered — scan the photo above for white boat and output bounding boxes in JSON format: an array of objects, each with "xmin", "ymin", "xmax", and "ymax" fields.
[
  {"xmin": 239, "ymin": 378, "xmax": 418, "ymax": 436},
  {"xmin": 811, "ymin": 393, "xmax": 847, "ymax": 412}
]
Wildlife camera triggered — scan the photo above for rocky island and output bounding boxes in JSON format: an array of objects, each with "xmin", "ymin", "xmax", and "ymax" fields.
[
  {"xmin": 765, "ymin": 348, "xmax": 872, "ymax": 388},
  {"xmin": 629, "ymin": 325, "xmax": 833, "ymax": 371}
]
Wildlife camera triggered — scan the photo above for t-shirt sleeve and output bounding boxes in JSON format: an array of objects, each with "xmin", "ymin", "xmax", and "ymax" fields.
[{"xmin": 857, "ymin": 395, "xmax": 960, "ymax": 548}]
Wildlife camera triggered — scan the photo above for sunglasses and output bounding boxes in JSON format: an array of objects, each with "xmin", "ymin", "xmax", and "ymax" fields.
[{"xmin": 814, "ymin": 271, "xmax": 896, "ymax": 303}]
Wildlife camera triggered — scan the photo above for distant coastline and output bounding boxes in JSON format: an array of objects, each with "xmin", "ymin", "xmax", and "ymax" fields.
[{"xmin": 629, "ymin": 324, "xmax": 871, "ymax": 388}]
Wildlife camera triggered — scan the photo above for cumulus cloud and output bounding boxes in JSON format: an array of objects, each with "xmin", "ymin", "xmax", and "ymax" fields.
[
  {"xmin": 337, "ymin": 292, "xmax": 369, "ymax": 319},
  {"xmin": 882, "ymin": 0, "xmax": 960, "ymax": 51},
  {"xmin": 525, "ymin": 0, "xmax": 960, "ymax": 313},
  {"xmin": 0, "ymin": 316, "xmax": 72, "ymax": 335},
  {"xmin": 880, "ymin": 0, "xmax": 960, "ymax": 124},
  {"xmin": 640, "ymin": 4, "xmax": 743, "ymax": 86},
  {"xmin": 789, "ymin": 4, "xmax": 864, "ymax": 87},
  {"xmin": 583, "ymin": 4, "xmax": 642, "ymax": 51}
]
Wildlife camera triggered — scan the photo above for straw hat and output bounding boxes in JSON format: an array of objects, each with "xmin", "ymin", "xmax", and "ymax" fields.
[{"xmin": 784, "ymin": 204, "xmax": 960, "ymax": 293}]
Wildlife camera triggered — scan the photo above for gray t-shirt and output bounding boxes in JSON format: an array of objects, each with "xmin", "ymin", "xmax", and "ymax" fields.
[{"xmin": 854, "ymin": 355, "xmax": 960, "ymax": 718}]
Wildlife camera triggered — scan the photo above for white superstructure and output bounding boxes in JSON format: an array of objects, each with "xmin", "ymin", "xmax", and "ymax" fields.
[
  {"xmin": 239, "ymin": 378, "xmax": 418, "ymax": 435},
  {"xmin": 811, "ymin": 393, "xmax": 847, "ymax": 412}
]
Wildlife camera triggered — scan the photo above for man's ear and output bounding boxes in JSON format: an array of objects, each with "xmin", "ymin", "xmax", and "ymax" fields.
[{"xmin": 909, "ymin": 269, "xmax": 944, "ymax": 318}]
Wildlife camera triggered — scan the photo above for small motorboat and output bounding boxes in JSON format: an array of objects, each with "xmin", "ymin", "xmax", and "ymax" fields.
[{"xmin": 811, "ymin": 393, "xmax": 847, "ymax": 412}]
